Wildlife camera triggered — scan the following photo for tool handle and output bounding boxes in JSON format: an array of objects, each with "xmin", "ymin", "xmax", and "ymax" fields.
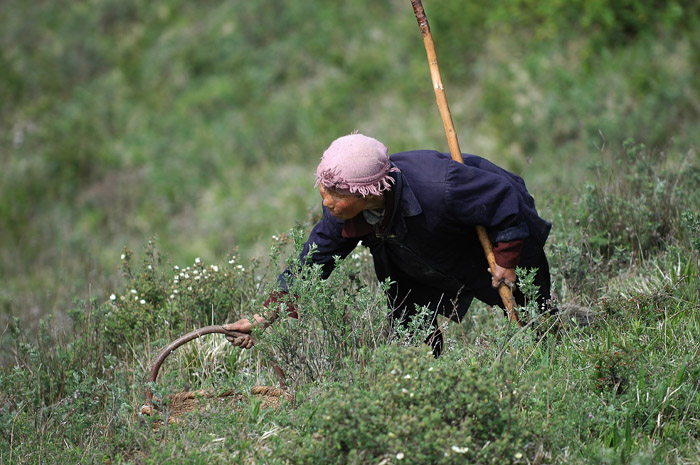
[
  {"xmin": 411, "ymin": 0, "xmax": 522, "ymax": 326},
  {"xmin": 411, "ymin": 0, "xmax": 463, "ymax": 164},
  {"xmin": 143, "ymin": 325, "xmax": 286, "ymax": 410}
]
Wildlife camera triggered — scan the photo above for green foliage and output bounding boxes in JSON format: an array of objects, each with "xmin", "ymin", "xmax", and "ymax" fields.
[
  {"xmin": 485, "ymin": 0, "xmax": 698, "ymax": 48},
  {"xmin": 98, "ymin": 236, "xmax": 280, "ymax": 351},
  {"xmin": 284, "ymin": 346, "xmax": 536, "ymax": 465},
  {"xmin": 682, "ymin": 210, "xmax": 700, "ymax": 253},
  {"xmin": 257, "ymin": 233, "xmax": 393, "ymax": 387},
  {"xmin": 515, "ymin": 266, "xmax": 541, "ymax": 320},
  {"xmin": 2, "ymin": 232, "xmax": 700, "ymax": 463},
  {"xmin": 0, "ymin": 305, "xmax": 136, "ymax": 464},
  {"xmin": 1, "ymin": 0, "xmax": 700, "ymax": 464},
  {"xmin": 2, "ymin": 0, "xmax": 700, "ymax": 321},
  {"xmin": 581, "ymin": 141, "xmax": 680, "ymax": 258},
  {"xmin": 599, "ymin": 284, "xmax": 681, "ymax": 325},
  {"xmin": 550, "ymin": 140, "xmax": 700, "ymax": 298},
  {"xmin": 590, "ymin": 344, "xmax": 638, "ymax": 394}
]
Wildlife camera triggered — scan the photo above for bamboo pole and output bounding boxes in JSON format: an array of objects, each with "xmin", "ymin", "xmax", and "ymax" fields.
[{"xmin": 411, "ymin": 0, "xmax": 522, "ymax": 326}]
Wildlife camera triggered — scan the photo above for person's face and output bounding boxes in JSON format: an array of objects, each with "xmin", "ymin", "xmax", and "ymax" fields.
[{"xmin": 319, "ymin": 185, "xmax": 367, "ymax": 220}]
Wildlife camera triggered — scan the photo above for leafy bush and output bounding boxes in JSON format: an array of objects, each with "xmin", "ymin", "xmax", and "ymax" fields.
[
  {"xmin": 98, "ymin": 237, "xmax": 278, "ymax": 350},
  {"xmin": 682, "ymin": 210, "xmax": 700, "ymax": 254},
  {"xmin": 283, "ymin": 345, "xmax": 539, "ymax": 465},
  {"xmin": 550, "ymin": 140, "xmax": 700, "ymax": 298},
  {"xmin": 255, "ymin": 232, "xmax": 392, "ymax": 388}
]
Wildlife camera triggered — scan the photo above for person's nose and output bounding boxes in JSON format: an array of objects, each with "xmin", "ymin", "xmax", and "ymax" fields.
[{"xmin": 320, "ymin": 186, "xmax": 333, "ymax": 208}]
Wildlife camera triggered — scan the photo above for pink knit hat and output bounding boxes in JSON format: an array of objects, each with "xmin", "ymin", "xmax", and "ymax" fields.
[{"xmin": 315, "ymin": 133, "xmax": 399, "ymax": 197}]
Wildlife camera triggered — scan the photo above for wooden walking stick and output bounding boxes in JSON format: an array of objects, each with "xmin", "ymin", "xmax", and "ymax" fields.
[{"xmin": 410, "ymin": 0, "xmax": 523, "ymax": 326}]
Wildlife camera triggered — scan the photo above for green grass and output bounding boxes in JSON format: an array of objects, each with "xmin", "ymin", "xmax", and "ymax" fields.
[
  {"xmin": 2, "ymin": 0, "xmax": 698, "ymax": 323},
  {"xmin": 1, "ymin": 0, "xmax": 700, "ymax": 463},
  {"xmin": 2, "ymin": 139, "xmax": 699, "ymax": 462}
]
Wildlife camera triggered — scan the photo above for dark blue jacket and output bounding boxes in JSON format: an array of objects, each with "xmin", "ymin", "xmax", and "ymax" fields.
[{"xmin": 281, "ymin": 150, "xmax": 551, "ymax": 307}]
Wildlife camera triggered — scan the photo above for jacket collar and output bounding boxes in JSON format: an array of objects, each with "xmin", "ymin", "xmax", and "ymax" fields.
[
  {"xmin": 391, "ymin": 165, "xmax": 422, "ymax": 217},
  {"xmin": 340, "ymin": 165, "xmax": 422, "ymax": 239}
]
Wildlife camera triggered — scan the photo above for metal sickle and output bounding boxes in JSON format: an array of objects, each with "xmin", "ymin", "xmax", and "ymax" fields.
[{"xmin": 142, "ymin": 325, "xmax": 286, "ymax": 413}]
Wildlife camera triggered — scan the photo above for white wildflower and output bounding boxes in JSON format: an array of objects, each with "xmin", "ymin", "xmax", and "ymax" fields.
[
  {"xmin": 169, "ymin": 294, "xmax": 175, "ymax": 299},
  {"xmin": 211, "ymin": 265, "xmax": 219, "ymax": 272},
  {"xmin": 451, "ymin": 446, "xmax": 469, "ymax": 454},
  {"xmin": 130, "ymin": 289, "xmax": 137, "ymax": 294},
  {"xmin": 140, "ymin": 299, "xmax": 146, "ymax": 304},
  {"xmin": 396, "ymin": 452, "xmax": 404, "ymax": 460},
  {"xmin": 404, "ymin": 374, "xmax": 411, "ymax": 380},
  {"xmin": 515, "ymin": 452, "xmax": 523, "ymax": 459},
  {"xmin": 120, "ymin": 253, "xmax": 126, "ymax": 260},
  {"xmin": 109, "ymin": 294, "xmax": 116, "ymax": 301},
  {"xmin": 148, "ymin": 265, "xmax": 152, "ymax": 270},
  {"xmin": 174, "ymin": 265, "xmax": 180, "ymax": 270},
  {"xmin": 195, "ymin": 257, "xmax": 201, "ymax": 264}
]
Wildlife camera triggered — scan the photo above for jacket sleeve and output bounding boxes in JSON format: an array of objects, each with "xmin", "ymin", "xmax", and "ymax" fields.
[
  {"xmin": 444, "ymin": 160, "xmax": 530, "ymax": 244},
  {"xmin": 277, "ymin": 206, "xmax": 361, "ymax": 291}
]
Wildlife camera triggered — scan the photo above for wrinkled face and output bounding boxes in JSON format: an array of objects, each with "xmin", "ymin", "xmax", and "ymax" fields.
[{"xmin": 319, "ymin": 184, "xmax": 367, "ymax": 220}]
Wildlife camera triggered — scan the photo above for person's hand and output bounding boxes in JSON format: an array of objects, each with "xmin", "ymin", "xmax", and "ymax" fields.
[
  {"xmin": 223, "ymin": 291, "xmax": 298, "ymax": 349},
  {"xmin": 490, "ymin": 264, "xmax": 516, "ymax": 289},
  {"xmin": 222, "ymin": 314, "xmax": 268, "ymax": 349}
]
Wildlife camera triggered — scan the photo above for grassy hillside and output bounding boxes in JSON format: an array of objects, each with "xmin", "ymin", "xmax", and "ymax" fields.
[
  {"xmin": 2, "ymin": 0, "xmax": 698, "ymax": 325},
  {"xmin": 1, "ymin": 0, "xmax": 699, "ymax": 463}
]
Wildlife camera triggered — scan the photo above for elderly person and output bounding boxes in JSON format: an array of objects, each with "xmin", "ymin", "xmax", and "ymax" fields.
[{"xmin": 226, "ymin": 133, "xmax": 553, "ymax": 355}]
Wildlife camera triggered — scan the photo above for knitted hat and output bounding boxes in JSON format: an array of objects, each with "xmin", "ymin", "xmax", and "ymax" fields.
[{"xmin": 315, "ymin": 133, "xmax": 399, "ymax": 197}]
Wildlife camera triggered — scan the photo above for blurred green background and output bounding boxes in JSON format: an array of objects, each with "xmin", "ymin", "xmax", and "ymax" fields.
[{"xmin": 1, "ymin": 0, "xmax": 698, "ymax": 328}]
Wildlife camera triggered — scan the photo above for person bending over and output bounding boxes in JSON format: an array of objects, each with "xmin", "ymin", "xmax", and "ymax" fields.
[{"xmin": 225, "ymin": 133, "xmax": 553, "ymax": 356}]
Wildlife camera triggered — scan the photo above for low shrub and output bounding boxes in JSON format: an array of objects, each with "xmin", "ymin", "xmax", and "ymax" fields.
[
  {"xmin": 255, "ymin": 231, "xmax": 392, "ymax": 388},
  {"xmin": 282, "ymin": 345, "xmax": 540, "ymax": 465},
  {"xmin": 97, "ymin": 236, "xmax": 279, "ymax": 351},
  {"xmin": 550, "ymin": 140, "xmax": 700, "ymax": 298}
]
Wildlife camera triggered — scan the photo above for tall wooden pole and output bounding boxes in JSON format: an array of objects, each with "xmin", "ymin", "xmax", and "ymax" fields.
[{"xmin": 411, "ymin": 0, "xmax": 522, "ymax": 326}]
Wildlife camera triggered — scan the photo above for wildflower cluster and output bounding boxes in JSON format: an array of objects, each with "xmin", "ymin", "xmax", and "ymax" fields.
[
  {"xmin": 599, "ymin": 286, "xmax": 675, "ymax": 324},
  {"xmin": 591, "ymin": 343, "xmax": 638, "ymax": 394},
  {"xmin": 165, "ymin": 254, "xmax": 253, "ymax": 325},
  {"xmin": 99, "ymin": 239, "xmax": 276, "ymax": 350}
]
